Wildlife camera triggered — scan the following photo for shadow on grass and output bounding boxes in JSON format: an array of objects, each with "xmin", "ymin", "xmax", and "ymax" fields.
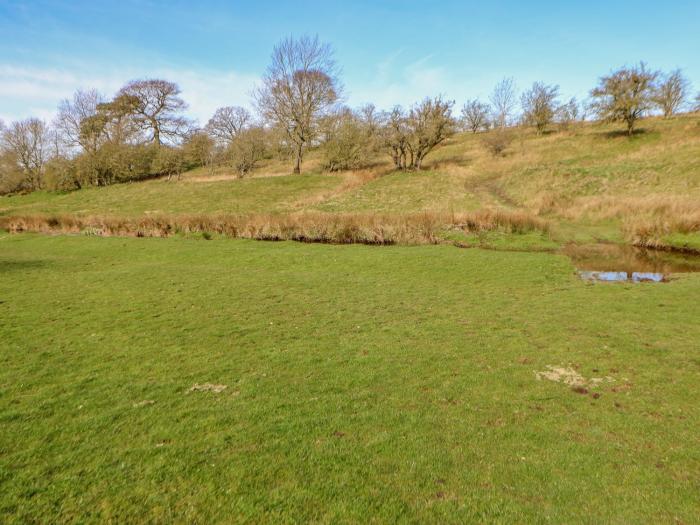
[
  {"xmin": 426, "ymin": 157, "xmax": 473, "ymax": 170},
  {"xmin": 597, "ymin": 128, "xmax": 650, "ymax": 139},
  {"xmin": 0, "ymin": 259, "xmax": 48, "ymax": 273}
]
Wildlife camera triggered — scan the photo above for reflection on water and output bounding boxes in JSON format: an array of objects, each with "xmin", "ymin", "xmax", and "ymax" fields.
[
  {"xmin": 563, "ymin": 243, "xmax": 700, "ymax": 283},
  {"xmin": 579, "ymin": 271, "xmax": 665, "ymax": 283}
]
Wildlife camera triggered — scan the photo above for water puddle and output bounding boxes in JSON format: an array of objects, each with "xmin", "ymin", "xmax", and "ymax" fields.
[{"xmin": 562, "ymin": 243, "xmax": 700, "ymax": 283}]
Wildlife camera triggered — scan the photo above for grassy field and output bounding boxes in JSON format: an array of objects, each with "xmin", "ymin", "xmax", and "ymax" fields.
[
  {"xmin": 1, "ymin": 115, "xmax": 699, "ymax": 522},
  {"xmin": 1, "ymin": 234, "xmax": 699, "ymax": 522}
]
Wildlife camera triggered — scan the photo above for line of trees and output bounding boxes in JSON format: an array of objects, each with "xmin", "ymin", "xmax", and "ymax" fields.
[{"xmin": 1, "ymin": 36, "xmax": 699, "ymax": 195}]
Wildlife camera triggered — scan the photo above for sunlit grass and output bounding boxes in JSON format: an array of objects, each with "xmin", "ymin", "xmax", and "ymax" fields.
[{"xmin": 1, "ymin": 234, "xmax": 699, "ymax": 522}]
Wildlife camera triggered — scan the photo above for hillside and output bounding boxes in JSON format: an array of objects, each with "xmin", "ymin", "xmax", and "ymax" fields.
[{"xmin": 1, "ymin": 115, "xmax": 699, "ymax": 250}]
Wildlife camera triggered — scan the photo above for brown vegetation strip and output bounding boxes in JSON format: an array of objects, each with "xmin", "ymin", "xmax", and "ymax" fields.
[{"xmin": 0, "ymin": 210, "xmax": 548, "ymax": 246}]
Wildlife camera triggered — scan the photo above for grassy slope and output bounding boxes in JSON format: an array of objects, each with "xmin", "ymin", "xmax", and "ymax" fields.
[
  {"xmin": 0, "ymin": 173, "xmax": 344, "ymax": 217},
  {"xmin": 1, "ymin": 234, "xmax": 699, "ymax": 523},
  {"xmin": 1, "ymin": 115, "xmax": 698, "ymax": 223}
]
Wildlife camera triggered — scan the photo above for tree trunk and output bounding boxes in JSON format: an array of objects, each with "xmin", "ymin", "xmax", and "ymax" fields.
[
  {"xmin": 294, "ymin": 143, "xmax": 303, "ymax": 174},
  {"xmin": 152, "ymin": 119, "xmax": 161, "ymax": 146}
]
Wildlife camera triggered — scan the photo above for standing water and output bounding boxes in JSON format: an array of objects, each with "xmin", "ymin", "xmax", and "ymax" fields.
[{"xmin": 562, "ymin": 243, "xmax": 700, "ymax": 283}]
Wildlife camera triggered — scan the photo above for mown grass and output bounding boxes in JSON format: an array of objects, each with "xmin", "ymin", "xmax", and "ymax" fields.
[{"xmin": 1, "ymin": 234, "xmax": 699, "ymax": 523}]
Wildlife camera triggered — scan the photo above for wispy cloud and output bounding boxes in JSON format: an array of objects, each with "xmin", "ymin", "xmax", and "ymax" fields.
[
  {"xmin": 348, "ymin": 53, "xmax": 455, "ymax": 109},
  {"xmin": 0, "ymin": 64, "xmax": 259, "ymax": 125}
]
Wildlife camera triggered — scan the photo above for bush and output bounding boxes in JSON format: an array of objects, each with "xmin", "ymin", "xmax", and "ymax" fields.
[
  {"xmin": 227, "ymin": 127, "xmax": 267, "ymax": 177},
  {"xmin": 182, "ymin": 132, "xmax": 215, "ymax": 170},
  {"xmin": 0, "ymin": 151, "xmax": 26, "ymax": 195},
  {"xmin": 323, "ymin": 114, "xmax": 373, "ymax": 171},
  {"xmin": 43, "ymin": 157, "xmax": 81, "ymax": 191},
  {"xmin": 482, "ymin": 130, "xmax": 514, "ymax": 157},
  {"xmin": 76, "ymin": 143, "xmax": 158, "ymax": 186},
  {"xmin": 151, "ymin": 146, "xmax": 187, "ymax": 180}
]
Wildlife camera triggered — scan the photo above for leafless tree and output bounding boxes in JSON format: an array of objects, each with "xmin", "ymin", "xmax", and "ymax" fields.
[
  {"xmin": 406, "ymin": 97, "xmax": 456, "ymax": 169},
  {"xmin": 590, "ymin": 63, "xmax": 657, "ymax": 135},
  {"xmin": 556, "ymin": 97, "xmax": 581, "ymax": 129},
  {"xmin": 381, "ymin": 97, "xmax": 455, "ymax": 170},
  {"xmin": 521, "ymin": 82, "xmax": 560, "ymax": 133},
  {"xmin": 322, "ymin": 108, "xmax": 377, "ymax": 171},
  {"xmin": 206, "ymin": 106, "xmax": 251, "ymax": 145},
  {"xmin": 380, "ymin": 106, "xmax": 411, "ymax": 170},
  {"xmin": 695, "ymin": 93, "xmax": 700, "ymax": 112},
  {"xmin": 255, "ymin": 35, "xmax": 341, "ymax": 174},
  {"xmin": 490, "ymin": 77, "xmax": 517, "ymax": 128},
  {"xmin": 116, "ymin": 79, "xmax": 191, "ymax": 145},
  {"xmin": 54, "ymin": 89, "xmax": 104, "ymax": 153},
  {"xmin": 227, "ymin": 126, "xmax": 268, "ymax": 177},
  {"xmin": 1, "ymin": 118, "xmax": 49, "ymax": 190},
  {"xmin": 652, "ymin": 69, "xmax": 690, "ymax": 117},
  {"xmin": 460, "ymin": 99, "xmax": 491, "ymax": 133}
]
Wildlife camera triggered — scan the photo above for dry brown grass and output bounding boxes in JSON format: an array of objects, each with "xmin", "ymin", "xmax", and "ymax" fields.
[
  {"xmin": 622, "ymin": 210, "xmax": 700, "ymax": 251},
  {"xmin": 0, "ymin": 209, "xmax": 548, "ymax": 246},
  {"xmin": 556, "ymin": 194, "xmax": 699, "ymax": 222},
  {"xmin": 288, "ymin": 168, "xmax": 384, "ymax": 210}
]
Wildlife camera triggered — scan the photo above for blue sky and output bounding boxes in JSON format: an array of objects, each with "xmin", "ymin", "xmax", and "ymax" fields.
[{"xmin": 1, "ymin": 0, "xmax": 698, "ymax": 124}]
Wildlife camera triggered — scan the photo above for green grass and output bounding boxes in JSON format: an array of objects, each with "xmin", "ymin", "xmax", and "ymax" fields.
[
  {"xmin": 2, "ymin": 234, "xmax": 699, "ymax": 522},
  {"xmin": 0, "ymin": 173, "xmax": 343, "ymax": 217},
  {"xmin": 2, "ymin": 115, "xmax": 698, "ymax": 247},
  {"xmin": 662, "ymin": 232, "xmax": 700, "ymax": 252},
  {"xmin": 313, "ymin": 169, "xmax": 481, "ymax": 213}
]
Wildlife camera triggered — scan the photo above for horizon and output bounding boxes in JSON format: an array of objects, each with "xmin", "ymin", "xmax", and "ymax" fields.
[{"xmin": 1, "ymin": 0, "xmax": 699, "ymax": 124}]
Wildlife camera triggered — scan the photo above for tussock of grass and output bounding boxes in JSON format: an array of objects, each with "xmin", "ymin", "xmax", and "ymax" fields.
[
  {"xmin": 622, "ymin": 208, "xmax": 700, "ymax": 252},
  {"xmin": 0, "ymin": 209, "xmax": 548, "ymax": 245}
]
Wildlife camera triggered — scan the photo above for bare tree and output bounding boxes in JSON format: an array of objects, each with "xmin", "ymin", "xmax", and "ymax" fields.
[
  {"xmin": 227, "ymin": 126, "xmax": 268, "ymax": 177},
  {"xmin": 521, "ymin": 82, "xmax": 560, "ymax": 134},
  {"xmin": 461, "ymin": 99, "xmax": 490, "ymax": 133},
  {"xmin": 206, "ymin": 106, "xmax": 251, "ymax": 145},
  {"xmin": 695, "ymin": 93, "xmax": 700, "ymax": 112},
  {"xmin": 406, "ymin": 97, "xmax": 456, "ymax": 169},
  {"xmin": 652, "ymin": 69, "xmax": 690, "ymax": 117},
  {"xmin": 255, "ymin": 35, "xmax": 341, "ymax": 174},
  {"xmin": 116, "ymin": 79, "xmax": 190, "ymax": 145},
  {"xmin": 1, "ymin": 118, "xmax": 49, "ymax": 190},
  {"xmin": 490, "ymin": 77, "xmax": 517, "ymax": 128},
  {"xmin": 380, "ymin": 97, "xmax": 455, "ymax": 170},
  {"xmin": 359, "ymin": 104, "xmax": 380, "ymax": 135},
  {"xmin": 54, "ymin": 89, "xmax": 104, "ymax": 153},
  {"xmin": 556, "ymin": 97, "xmax": 580, "ymax": 129},
  {"xmin": 322, "ymin": 108, "xmax": 377, "ymax": 171},
  {"xmin": 381, "ymin": 106, "xmax": 411, "ymax": 170},
  {"xmin": 590, "ymin": 63, "xmax": 657, "ymax": 136}
]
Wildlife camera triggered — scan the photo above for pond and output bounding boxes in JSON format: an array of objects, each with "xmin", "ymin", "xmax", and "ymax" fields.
[{"xmin": 562, "ymin": 243, "xmax": 700, "ymax": 283}]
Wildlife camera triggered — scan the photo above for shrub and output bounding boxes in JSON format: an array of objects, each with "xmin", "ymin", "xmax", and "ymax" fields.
[
  {"xmin": 151, "ymin": 146, "xmax": 187, "ymax": 181},
  {"xmin": 43, "ymin": 156, "xmax": 81, "ymax": 191},
  {"xmin": 226, "ymin": 127, "xmax": 267, "ymax": 177},
  {"xmin": 76, "ymin": 143, "xmax": 158, "ymax": 186},
  {"xmin": 482, "ymin": 130, "xmax": 514, "ymax": 157},
  {"xmin": 322, "ymin": 112, "xmax": 373, "ymax": 171}
]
